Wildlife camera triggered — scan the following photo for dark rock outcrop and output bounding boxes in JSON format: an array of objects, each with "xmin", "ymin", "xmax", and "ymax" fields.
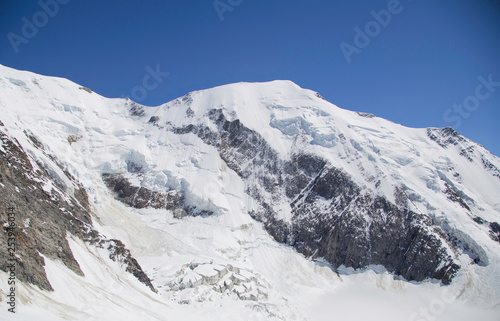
[
  {"xmin": 427, "ymin": 127, "xmax": 465, "ymax": 148},
  {"xmin": 102, "ymin": 173, "xmax": 212, "ymax": 218},
  {"xmin": 473, "ymin": 216, "xmax": 500, "ymax": 244},
  {"xmin": 0, "ymin": 128, "xmax": 155, "ymax": 292},
  {"xmin": 170, "ymin": 109, "xmax": 461, "ymax": 284},
  {"xmin": 102, "ymin": 173, "xmax": 184, "ymax": 210}
]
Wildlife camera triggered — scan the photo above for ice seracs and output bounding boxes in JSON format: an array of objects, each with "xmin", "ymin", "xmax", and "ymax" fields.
[{"xmin": 0, "ymin": 64, "xmax": 499, "ymax": 320}]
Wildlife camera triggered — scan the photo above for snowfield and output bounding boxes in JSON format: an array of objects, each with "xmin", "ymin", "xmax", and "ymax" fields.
[{"xmin": 0, "ymin": 64, "xmax": 499, "ymax": 320}]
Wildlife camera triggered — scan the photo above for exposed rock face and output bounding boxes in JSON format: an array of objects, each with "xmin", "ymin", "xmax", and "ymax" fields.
[
  {"xmin": 102, "ymin": 173, "xmax": 212, "ymax": 217},
  {"xmin": 473, "ymin": 216, "xmax": 500, "ymax": 244},
  {"xmin": 0, "ymin": 127, "xmax": 155, "ymax": 292},
  {"xmin": 100, "ymin": 238, "xmax": 155, "ymax": 291},
  {"xmin": 482, "ymin": 156, "xmax": 500, "ymax": 179},
  {"xmin": 428, "ymin": 127, "xmax": 499, "ymax": 175},
  {"xmin": 3, "ymin": 67, "xmax": 500, "ymax": 320},
  {"xmin": 170, "ymin": 109, "xmax": 460, "ymax": 284},
  {"xmin": 490, "ymin": 222, "xmax": 500, "ymax": 243},
  {"xmin": 102, "ymin": 173, "xmax": 184, "ymax": 210},
  {"xmin": 427, "ymin": 127, "xmax": 465, "ymax": 148}
]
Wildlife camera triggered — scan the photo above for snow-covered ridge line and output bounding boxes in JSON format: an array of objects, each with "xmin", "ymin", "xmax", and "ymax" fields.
[{"xmin": 0, "ymin": 64, "xmax": 499, "ymax": 320}]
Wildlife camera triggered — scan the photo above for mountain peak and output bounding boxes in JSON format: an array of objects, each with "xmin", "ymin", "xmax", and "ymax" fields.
[{"xmin": 1, "ymin": 66, "xmax": 500, "ymax": 320}]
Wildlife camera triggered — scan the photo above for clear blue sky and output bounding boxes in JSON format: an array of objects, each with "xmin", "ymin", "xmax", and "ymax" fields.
[{"xmin": 1, "ymin": 0, "xmax": 499, "ymax": 155}]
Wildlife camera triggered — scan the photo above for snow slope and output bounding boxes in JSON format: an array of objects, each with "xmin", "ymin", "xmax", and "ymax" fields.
[{"xmin": 0, "ymin": 64, "xmax": 499, "ymax": 320}]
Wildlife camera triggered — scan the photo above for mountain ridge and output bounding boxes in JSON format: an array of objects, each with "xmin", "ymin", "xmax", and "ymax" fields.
[{"xmin": 1, "ymin": 64, "xmax": 499, "ymax": 320}]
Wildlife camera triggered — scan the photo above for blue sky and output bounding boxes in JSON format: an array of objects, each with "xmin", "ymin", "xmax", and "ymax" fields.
[{"xmin": 1, "ymin": 0, "xmax": 499, "ymax": 155}]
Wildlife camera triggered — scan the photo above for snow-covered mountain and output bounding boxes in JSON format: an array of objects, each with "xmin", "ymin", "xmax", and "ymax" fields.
[{"xmin": 0, "ymin": 64, "xmax": 499, "ymax": 320}]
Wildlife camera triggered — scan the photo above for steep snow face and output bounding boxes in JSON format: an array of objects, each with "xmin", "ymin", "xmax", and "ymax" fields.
[
  {"xmin": 150, "ymin": 79, "xmax": 500, "ymax": 214},
  {"xmin": 0, "ymin": 65, "xmax": 499, "ymax": 320},
  {"xmin": 144, "ymin": 78, "xmax": 500, "ymax": 283}
]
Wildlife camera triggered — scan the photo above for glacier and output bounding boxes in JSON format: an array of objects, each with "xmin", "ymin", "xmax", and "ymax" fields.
[{"xmin": 0, "ymin": 65, "xmax": 499, "ymax": 320}]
